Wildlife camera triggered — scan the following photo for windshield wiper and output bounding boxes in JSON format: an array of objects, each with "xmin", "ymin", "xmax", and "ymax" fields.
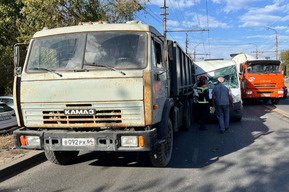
[
  {"xmin": 84, "ymin": 63, "xmax": 126, "ymax": 76},
  {"xmin": 28, "ymin": 67, "xmax": 63, "ymax": 77}
]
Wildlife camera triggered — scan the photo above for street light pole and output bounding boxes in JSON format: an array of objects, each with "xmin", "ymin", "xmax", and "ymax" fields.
[
  {"xmin": 249, "ymin": 43, "xmax": 258, "ymax": 59},
  {"xmin": 264, "ymin": 26, "xmax": 278, "ymax": 60},
  {"xmin": 193, "ymin": 43, "xmax": 202, "ymax": 61}
]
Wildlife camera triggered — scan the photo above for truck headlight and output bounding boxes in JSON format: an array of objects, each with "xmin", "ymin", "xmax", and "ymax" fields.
[
  {"xmin": 121, "ymin": 136, "xmax": 138, "ymax": 147},
  {"xmin": 20, "ymin": 135, "xmax": 41, "ymax": 147},
  {"xmin": 278, "ymin": 90, "xmax": 284, "ymax": 94},
  {"xmin": 246, "ymin": 91, "xmax": 253, "ymax": 94}
]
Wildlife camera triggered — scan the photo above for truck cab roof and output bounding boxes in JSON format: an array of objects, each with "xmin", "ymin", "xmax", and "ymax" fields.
[
  {"xmin": 33, "ymin": 21, "xmax": 162, "ymax": 39},
  {"xmin": 194, "ymin": 60, "xmax": 236, "ymax": 76}
]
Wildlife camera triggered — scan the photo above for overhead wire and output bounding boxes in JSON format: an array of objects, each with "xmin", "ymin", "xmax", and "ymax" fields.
[{"xmin": 206, "ymin": 0, "xmax": 211, "ymax": 57}]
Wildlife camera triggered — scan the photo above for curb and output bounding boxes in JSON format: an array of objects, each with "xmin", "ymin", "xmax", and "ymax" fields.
[
  {"xmin": 264, "ymin": 105, "xmax": 289, "ymax": 119},
  {"xmin": 0, "ymin": 151, "xmax": 46, "ymax": 181}
]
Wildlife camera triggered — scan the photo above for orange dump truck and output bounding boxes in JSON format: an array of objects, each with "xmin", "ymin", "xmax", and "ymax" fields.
[{"xmin": 239, "ymin": 60, "xmax": 284, "ymax": 104}]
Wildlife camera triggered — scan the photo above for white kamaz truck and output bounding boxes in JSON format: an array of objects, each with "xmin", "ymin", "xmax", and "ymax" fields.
[{"xmin": 13, "ymin": 21, "xmax": 195, "ymax": 167}]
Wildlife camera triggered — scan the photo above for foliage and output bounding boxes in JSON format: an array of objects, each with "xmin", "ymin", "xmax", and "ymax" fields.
[
  {"xmin": 0, "ymin": 0, "xmax": 22, "ymax": 95},
  {"xmin": 0, "ymin": 0, "xmax": 149, "ymax": 95},
  {"xmin": 280, "ymin": 50, "xmax": 289, "ymax": 76},
  {"xmin": 18, "ymin": 0, "xmax": 148, "ymax": 42}
]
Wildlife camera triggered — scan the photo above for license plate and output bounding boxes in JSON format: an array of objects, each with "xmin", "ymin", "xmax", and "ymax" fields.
[
  {"xmin": 62, "ymin": 138, "xmax": 95, "ymax": 147},
  {"xmin": 261, "ymin": 94, "xmax": 270, "ymax": 97}
]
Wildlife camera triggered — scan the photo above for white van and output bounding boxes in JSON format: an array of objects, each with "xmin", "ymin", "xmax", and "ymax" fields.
[{"xmin": 193, "ymin": 59, "xmax": 243, "ymax": 121}]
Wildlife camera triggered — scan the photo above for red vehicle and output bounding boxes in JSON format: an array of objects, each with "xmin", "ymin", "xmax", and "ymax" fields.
[{"xmin": 240, "ymin": 60, "xmax": 284, "ymax": 104}]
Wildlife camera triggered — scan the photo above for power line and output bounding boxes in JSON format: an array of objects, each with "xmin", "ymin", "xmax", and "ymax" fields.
[
  {"xmin": 205, "ymin": 0, "xmax": 211, "ymax": 57},
  {"xmin": 176, "ymin": 0, "xmax": 190, "ymax": 29},
  {"xmin": 145, "ymin": 6, "xmax": 163, "ymax": 24},
  {"xmin": 193, "ymin": 0, "xmax": 201, "ymax": 26},
  {"xmin": 132, "ymin": 0, "xmax": 163, "ymax": 25},
  {"xmin": 168, "ymin": 0, "xmax": 182, "ymax": 25}
]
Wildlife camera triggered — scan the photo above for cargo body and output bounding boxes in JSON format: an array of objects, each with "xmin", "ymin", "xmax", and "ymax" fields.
[
  {"xmin": 13, "ymin": 21, "xmax": 194, "ymax": 166},
  {"xmin": 240, "ymin": 60, "xmax": 284, "ymax": 104}
]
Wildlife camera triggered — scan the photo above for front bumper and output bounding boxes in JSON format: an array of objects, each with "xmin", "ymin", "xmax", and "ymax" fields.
[
  {"xmin": 243, "ymin": 89, "xmax": 283, "ymax": 99},
  {"xmin": 14, "ymin": 128, "xmax": 157, "ymax": 151}
]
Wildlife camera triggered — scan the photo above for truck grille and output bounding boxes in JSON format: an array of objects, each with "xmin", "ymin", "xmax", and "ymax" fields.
[
  {"xmin": 254, "ymin": 83, "xmax": 276, "ymax": 88},
  {"xmin": 43, "ymin": 110, "xmax": 122, "ymax": 125}
]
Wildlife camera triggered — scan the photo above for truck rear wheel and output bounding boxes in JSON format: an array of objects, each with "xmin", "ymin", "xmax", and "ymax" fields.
[
  {"xmin": 150, "ymin": 118, "xmax": 173, "ymax": 167},
  {"xmin": 44, "ymin": 150, "xmax": 79, "ymax": 165}
]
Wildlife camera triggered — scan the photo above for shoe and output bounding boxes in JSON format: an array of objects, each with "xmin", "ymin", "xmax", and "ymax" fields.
[
  {"xmin": 219, "ymin": 130, "xmax": 224, "ymax": 134},
  {"xmin": 225, "ymin": 128, "xmax": 229, "ymax": 131}
]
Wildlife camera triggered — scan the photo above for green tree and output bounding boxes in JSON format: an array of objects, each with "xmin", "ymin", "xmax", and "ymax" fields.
[
  {"xmin": 1, "ymin": 0, "xmax": 149, "ymax": 95},
  {"xmin": 18, "ymin": 0, "xmax": 149, "ymax": 42},
  {"xmin": 280, "ymin": 50, "xmax": 289, "ymax": 76},
  {"xmin": 0, "ymin": 0, "xmax": 23, "ymax": 95}
]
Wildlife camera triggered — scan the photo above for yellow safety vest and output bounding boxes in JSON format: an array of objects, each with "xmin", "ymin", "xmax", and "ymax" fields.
[{"xmin": 197, "ymin": 87, "xmax": 209, "ymax": 104}]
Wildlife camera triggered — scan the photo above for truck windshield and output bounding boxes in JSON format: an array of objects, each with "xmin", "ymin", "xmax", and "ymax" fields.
[
  {"xmin": 205, "ymin": 65, "xmax": 239, "ymax": 88},
  {"xmin": 247, "ymin": 63, "xmax": 281, "ymax": 74},
  {"xmin": 26, "ymin": 32, "xmax": 147, "ymax": 72}
]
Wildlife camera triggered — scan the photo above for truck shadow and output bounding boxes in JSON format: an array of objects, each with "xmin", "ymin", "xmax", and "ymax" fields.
[
  {"xmin": 74, "ymin": 104, "xmax": 276, "ymax": 169},
  {"xmin": 168, "ymin": 104, "xmax": 273, "ymax": 168}
]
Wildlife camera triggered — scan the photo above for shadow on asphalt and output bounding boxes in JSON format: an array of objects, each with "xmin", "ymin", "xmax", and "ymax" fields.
[
  {"xmin": 69, "ymin": 101, "xmax": 281, "ymax": 169},
  {"xmin": 0, "ymin": 153, "xmax": 46, "ymax": 182}
]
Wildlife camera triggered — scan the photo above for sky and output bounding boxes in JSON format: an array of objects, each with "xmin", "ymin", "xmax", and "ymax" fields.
[{"xmin": 135, "ymin": 0, "xmax": 289, "ymax": 61}]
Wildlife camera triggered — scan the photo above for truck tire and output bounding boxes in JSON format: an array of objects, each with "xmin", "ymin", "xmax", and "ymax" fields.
[
  {"xmin": 262, "ymin": 98, "xmax": 269, "ymax": 104},
  {"xmin": 44, "ymin": 150, "xmax": 79, "ymax": 165},
  {"xmin": 271, "ymin": 98, "xmax": 279, "ymax": 105},
  {"xmin": 150, "ymin": 118, "xmax": 173, "ymax": 167}
]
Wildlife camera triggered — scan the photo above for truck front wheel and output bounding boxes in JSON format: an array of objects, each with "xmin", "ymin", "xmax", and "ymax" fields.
[
  {"xmin": 271, "ymin": 98, "xmax": 280, "ymax": 105},
  {"xmin": 44, "ymin": 150, "xmax": 79, "ymax": 165},
  {"xmin": 150, "ymin": 118, "xmax": 173, "ymax": 167}
]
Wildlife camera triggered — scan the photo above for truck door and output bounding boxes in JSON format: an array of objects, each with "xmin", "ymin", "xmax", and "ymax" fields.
[{"xmin": 151, "ymin": 37, "xmax": 168, "ymax": 123}]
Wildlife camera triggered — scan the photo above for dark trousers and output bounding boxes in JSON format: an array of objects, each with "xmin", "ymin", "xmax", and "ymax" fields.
[
  {"xmin": 216, "ymin": 104, "xmax": 230, "ymax": 131},
  {"xmin": 198, "ymin": 103, "xmax": 209, "ymax": 128}
]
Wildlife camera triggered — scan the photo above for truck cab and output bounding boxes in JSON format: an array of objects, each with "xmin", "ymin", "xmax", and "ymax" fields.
[{"xmin": 240, "ymin": 60, "xmax": 284, "ymax": 104}]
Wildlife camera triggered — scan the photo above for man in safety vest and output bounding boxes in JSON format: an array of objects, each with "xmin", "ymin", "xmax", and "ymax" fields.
[{"xmin": 197, "ymin": 75, "xmax": 210, "ymax": 130}]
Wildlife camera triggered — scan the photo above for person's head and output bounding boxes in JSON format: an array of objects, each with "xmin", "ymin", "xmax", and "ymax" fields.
[
  {"xmin": 199, "ymin": 75, "xmax": 207, "ymax": 83},
  {"xmin": 218, "ymin": 76, "xmax": 224, "ymax": 83}
]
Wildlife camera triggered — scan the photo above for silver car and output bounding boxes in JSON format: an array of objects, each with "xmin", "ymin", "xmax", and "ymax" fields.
[
  {"xmin": 0, "ymin": 96, "xmax": 14, "ymax": 109},
  {"xmin": 0, "ymin": 102, "xmax": 17, "ymax": 130}
]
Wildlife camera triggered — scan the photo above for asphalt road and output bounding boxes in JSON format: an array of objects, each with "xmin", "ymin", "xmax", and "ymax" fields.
[
  {"xmin": 1, "ymin": 103, "xmax": 289, "ymax": 192},
  {"xmin": 275, "ymin": 97, "xmax": 289, "ymax": 113}
]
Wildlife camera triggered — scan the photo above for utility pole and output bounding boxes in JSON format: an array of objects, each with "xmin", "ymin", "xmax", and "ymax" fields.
[
  {"xmin": 166, "ymin": 29, "xmax": 210, "ymax": 54},
  {"xmin": 193, "ymin": 43, "xmax": 202, "ymax": 61},
  {"xmin": 186, "ymin": 32, "xmax": 188, "ymax": 54},
  {"xmin": 249, "ymin": 43, "xmax": 258, "ymax": 59},
  {"xmin": 251, "ymin": 50, "xmax": 275, "ymax": 59},
  {"xmin": 264, "ymin": 26, "xmax": 278, "ymax": 60},
  {"xmin": 161, "ymin": 0, "xmax": 169, "ymax": 67}
]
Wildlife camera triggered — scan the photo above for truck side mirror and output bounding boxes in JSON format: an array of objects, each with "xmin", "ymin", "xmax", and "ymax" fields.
[
  {"xmin": 284, "ymin": 65, "xmax": 287, "ymax": 76},
  {"xmin": 14, "ymin": 43, "xmax": 27, "ymax": 76},
  {"xmin": 14, "ymin": 45, "xmax": 20, "ymax": 76},
  {"xmin": 14, "ymin": 45, "xmax": 20, "ymax": 67}
]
